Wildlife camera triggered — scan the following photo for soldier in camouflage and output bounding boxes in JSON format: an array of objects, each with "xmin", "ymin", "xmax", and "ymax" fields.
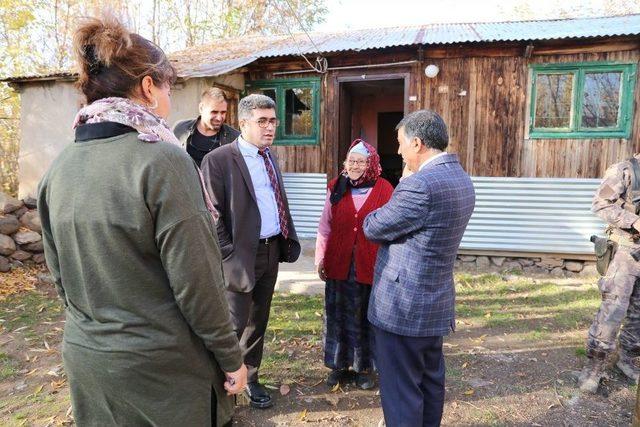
[{"xmin": 578, "ymin": 157, "xmax": 640, "ymax": 393}]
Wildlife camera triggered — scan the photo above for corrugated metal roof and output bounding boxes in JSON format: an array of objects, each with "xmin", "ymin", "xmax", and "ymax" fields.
[
  {"xmin": 2, "ymin": 71, "xmax": 76, "ymax": 82},
  {"xmin": 4, "ymin": 14, "xmax": 640, "ymax": 82},
  {"xmin": 255, "ymin": 14, "xmax": 640, "ymax": 57},
  {"xmin": 174, "ymin": 56, "xmax": 257, "ymax": 78}
]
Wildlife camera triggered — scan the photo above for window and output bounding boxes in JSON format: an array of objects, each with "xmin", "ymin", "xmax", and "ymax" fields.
[
  {"xmin": 245, "ymin": 77, "xmax": 321, "ymax": 145},
  {"xmin": 529, "ymin": 62, "xmax": 636, "ymax": 139}
]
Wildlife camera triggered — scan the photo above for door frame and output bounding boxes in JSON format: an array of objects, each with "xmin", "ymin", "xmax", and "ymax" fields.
[{"xmin": 330, "ymin": 71, "xmax": 411, "ymax": 179}]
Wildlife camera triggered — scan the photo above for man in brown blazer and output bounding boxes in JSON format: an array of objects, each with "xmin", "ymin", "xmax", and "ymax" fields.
[{"xmin": 201, "ymin": 94, "xmax": 300, "ymax": 409}]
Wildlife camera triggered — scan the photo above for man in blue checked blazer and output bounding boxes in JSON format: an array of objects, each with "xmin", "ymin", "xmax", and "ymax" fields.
[{"xmin": 364, "ymin": 109, "xmax": 475, "ymax": 427}]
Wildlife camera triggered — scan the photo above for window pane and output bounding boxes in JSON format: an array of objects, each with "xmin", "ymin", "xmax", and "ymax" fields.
[
  {"xmin": 284, "ymin": 87, "xmax": 313, "ymax": 136},
  {"xmin": 581, "ymin": 72, "xmax": 622, "ymax": 128},
  {"xmin": 534, "ymin": 73, "xmax": 574, "ymax": 128}
]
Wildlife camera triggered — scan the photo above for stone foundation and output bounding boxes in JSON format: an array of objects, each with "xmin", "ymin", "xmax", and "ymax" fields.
[
  {"xmin": 0, "ymin": 192, "xmax": 44, "ymax": 272},
  {"xmin": 455, "ymin": 254, "xmax": 598, "ymax": 277}
]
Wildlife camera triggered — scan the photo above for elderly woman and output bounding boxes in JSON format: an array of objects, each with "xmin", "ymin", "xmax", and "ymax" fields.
[
  {"xmin": 315, "ymin": 139, "xmax": 394, "ymax": 389},
  {"xmin": 37, "ymin": 15, "xmax": 246, "ymax": 426}
]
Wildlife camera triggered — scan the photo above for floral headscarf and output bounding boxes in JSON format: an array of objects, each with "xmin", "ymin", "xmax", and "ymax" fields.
[
  {"xmin": 73, "ymin": 97, "xmax": 218, "ymax": 222},
  {"xmin": 330, "ymin": 139, "xmax": 382, "ymax": 205}
]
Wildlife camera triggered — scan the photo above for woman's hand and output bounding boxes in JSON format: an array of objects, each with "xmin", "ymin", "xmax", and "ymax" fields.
[
  {"xmin": 223, "ymin": 363, "xmax": 248, "ymax": 395},
  {"xmin": 317, "ymin": 261, "xmax": 327, "ymax": 281}
]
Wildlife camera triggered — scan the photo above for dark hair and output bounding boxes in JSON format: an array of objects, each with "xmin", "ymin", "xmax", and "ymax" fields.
[
  {"xmin": 396, "ymin": 109, "xmax": 449, "ymax": 151},
  {"xmin": 73, "ymin": 15, "xmax": 177, "ymax": 103},
  {"xmin": 238, "ymin": 94, "xmax": 276, "ymax": 120}
]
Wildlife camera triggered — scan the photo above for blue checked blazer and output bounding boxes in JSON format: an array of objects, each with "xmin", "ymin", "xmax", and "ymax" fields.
[{"xmin": 364, "ymin": 153, "xmax": 475, "ymax": 337}]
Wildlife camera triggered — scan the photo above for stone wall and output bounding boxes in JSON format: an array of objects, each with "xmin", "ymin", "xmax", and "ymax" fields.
[
  {"xmin": 0, "ymin": 192, "xmax": 45, "ymax": 272},
  {"xmin": 456, "ymin": 254, "xmax": 598, "ymax": 277}
]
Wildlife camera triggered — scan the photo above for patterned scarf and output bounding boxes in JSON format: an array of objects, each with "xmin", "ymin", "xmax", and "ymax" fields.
[
  {"xmin": 330, "ymin": 139, "xmax": 383, "ymax": 205},
  {"xmin": 73, "ymin": 97, "xmax": 218, "ymax": 222}
]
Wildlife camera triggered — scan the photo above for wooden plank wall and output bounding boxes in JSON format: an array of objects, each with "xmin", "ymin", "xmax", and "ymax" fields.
[
  {"xmin": 250, "ymin": 49, "xmax": 417, "ymax": 177},
  {"xmin": 248, "ymin": 39, "xmax": 639, "ymax": 179},
  {"xmin": 523, "ymin": 50, "xmax": 640, "ymax": 178},
  {"xmin": 422, "ymin": 46, "xmax": 640, "ymax": 178}
]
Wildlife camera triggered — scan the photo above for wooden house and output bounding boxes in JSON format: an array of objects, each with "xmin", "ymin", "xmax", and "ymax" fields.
[{"xmin": 6, "ymin": 14, "xmax": 640, "ymax": 257}]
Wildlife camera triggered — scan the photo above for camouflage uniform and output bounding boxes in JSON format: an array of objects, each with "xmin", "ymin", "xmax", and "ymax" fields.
[
  {"xmin": 589, "ymin": 157, "xmax": 640, "ymax": 360},
  {"xmin": 580, "ymin": 157, "xmax": 640, "ymax": 392}
]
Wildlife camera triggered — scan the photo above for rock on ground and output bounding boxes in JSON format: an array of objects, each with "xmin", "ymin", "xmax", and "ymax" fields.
[
  {"xmin": 13, "ymin": 230, "xmax": 41, "ymax": 245},
  {"xmin": 0, "ymin": 234, "xmax": 16, "ymax": 256},
  {"xmin": 0, "ymin": 192, "xmax": 23, "ymax": 213},
  {"xmin": 19, "ymin": 211, "xmax": 42, "ymax": 232},
  {"xmin": 0, "ymin": 215, "xmax": 20, "ymax": 235}
]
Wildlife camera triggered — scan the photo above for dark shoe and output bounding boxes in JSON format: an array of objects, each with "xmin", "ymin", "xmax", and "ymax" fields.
[
  {"xmin": 355, "ymin": 372, "xmax": 375, "ymax": 390},
  {"xmin": 245, "ymin": 382, "xmax": 273, "ymax": 409},
  {"xmin": 616, "ymin": 353, "xmax": 640, "ymax": 384},
  {"xmin": 578, "ymin": 357, "xmax": 606, "ymax": 393},
  {"xmin": 326, "ymin": 369, "xmax": 348, "ymax": 388}
]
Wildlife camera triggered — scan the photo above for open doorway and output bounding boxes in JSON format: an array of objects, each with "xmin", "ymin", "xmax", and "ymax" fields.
[{"xmin": 338, "ymin": 78, "xmax": 405, "ymax": 186}]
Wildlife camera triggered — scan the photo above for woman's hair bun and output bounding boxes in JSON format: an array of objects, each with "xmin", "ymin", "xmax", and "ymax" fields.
[
  {"xmin": 73, "ymin": 15, "xmax": 131, "ymax": 72},
  {"xmin": 72, "ymin": 13, "xmax": 176, "ymax": 103}
]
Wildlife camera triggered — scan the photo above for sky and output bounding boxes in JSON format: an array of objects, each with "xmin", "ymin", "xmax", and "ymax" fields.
[{"xmin": 314, "ymin": 0, "xmax": 638, "ymax": 32}]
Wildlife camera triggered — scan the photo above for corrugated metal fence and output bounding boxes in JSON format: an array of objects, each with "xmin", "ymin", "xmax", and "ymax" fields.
[
  {"xmin": 282, "ymin": 173, "xmax": 607, "ymax": 255},
  {"xmin": 282, "ymin": 173, "xmax": 327, "ymax": 238},
  {"xmin": 462, "ymin": 177, "xmax": 605, "ymax": 255}
]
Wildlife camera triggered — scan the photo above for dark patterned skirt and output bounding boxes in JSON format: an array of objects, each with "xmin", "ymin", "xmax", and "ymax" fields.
[{"xmin": 323, "ymin": 264, "xmax": 374, "ymax": 373}]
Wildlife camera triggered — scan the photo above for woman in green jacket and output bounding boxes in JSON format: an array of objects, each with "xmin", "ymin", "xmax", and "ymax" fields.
[{"xmin": 37, "ymin": 15, "xmax": 247, "ymax": 426}]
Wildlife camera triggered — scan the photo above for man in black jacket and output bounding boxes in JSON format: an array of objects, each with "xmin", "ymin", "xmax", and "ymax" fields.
[{"xmin": 173, "ymin": 87, "xmax": 240, "ymax": 167}]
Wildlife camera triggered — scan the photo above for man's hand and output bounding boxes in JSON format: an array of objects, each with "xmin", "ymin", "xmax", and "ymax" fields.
[
  {"xmin": 317, "ymin": 261, "xmax": 327, "ymax": 281},
  {"xmin": 224, "ymin": 364, "xmax": 248, "ymax": 395}
]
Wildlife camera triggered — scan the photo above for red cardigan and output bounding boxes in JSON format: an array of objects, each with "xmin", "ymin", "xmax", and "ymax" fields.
[{"xmin": 324, "ymin": 177, "xmax": 394, "ymax": 285}]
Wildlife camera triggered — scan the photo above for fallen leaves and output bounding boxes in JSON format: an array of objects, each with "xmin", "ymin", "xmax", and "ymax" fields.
[
  {"xmin": 51, "ymin": 378, "xmax": 67, "ymax": 391},
  {"xmin": 0, "ymin": 266, "xmax": 41, "ymax": 300},
  {"xmin": 279, "ymin": 383, "xmax": 290, "ymax": 396}
]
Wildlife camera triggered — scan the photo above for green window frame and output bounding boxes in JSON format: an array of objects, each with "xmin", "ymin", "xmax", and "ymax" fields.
[
  {"xmin": 244, "ymin": 77, "xmax": 321, "ymax": 145},
  {"xmin": 529, "ymin": 62, "xmax": 636, "ymax": 139}
]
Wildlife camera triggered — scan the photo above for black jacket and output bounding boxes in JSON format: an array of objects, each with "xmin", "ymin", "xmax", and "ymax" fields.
[{"xmin": 172, "ymin": 117, "xmax": 240, "ymax": 163}]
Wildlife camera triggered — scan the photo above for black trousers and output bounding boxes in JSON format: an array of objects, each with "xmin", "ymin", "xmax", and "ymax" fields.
[
  {"xmin": 225, "ymin": 239, "xmax": 280, "ymax": 383},
  {"xmin": 373, "ymin": 325, "xmax": 445, "ymax": 427}
]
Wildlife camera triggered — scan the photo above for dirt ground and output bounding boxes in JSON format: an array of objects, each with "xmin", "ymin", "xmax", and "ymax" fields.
[{"xmin": 0, "ymin": 267, "xmax": 637, "ymax": 426}]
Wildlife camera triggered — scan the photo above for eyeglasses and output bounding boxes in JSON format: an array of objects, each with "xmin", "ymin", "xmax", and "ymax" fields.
[
  {"xmin": 346, "ymin": 160, "xmax": 367, "ymax": 166},
  {"xmin": 249, "ymin": 118, "xmax": 280, "ymax": 128}
]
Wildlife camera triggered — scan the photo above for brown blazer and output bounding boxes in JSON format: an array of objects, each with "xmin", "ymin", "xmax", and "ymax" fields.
[{"xmin": 201, "ymin": 139, "xmax": 300, "ymax": 292}]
